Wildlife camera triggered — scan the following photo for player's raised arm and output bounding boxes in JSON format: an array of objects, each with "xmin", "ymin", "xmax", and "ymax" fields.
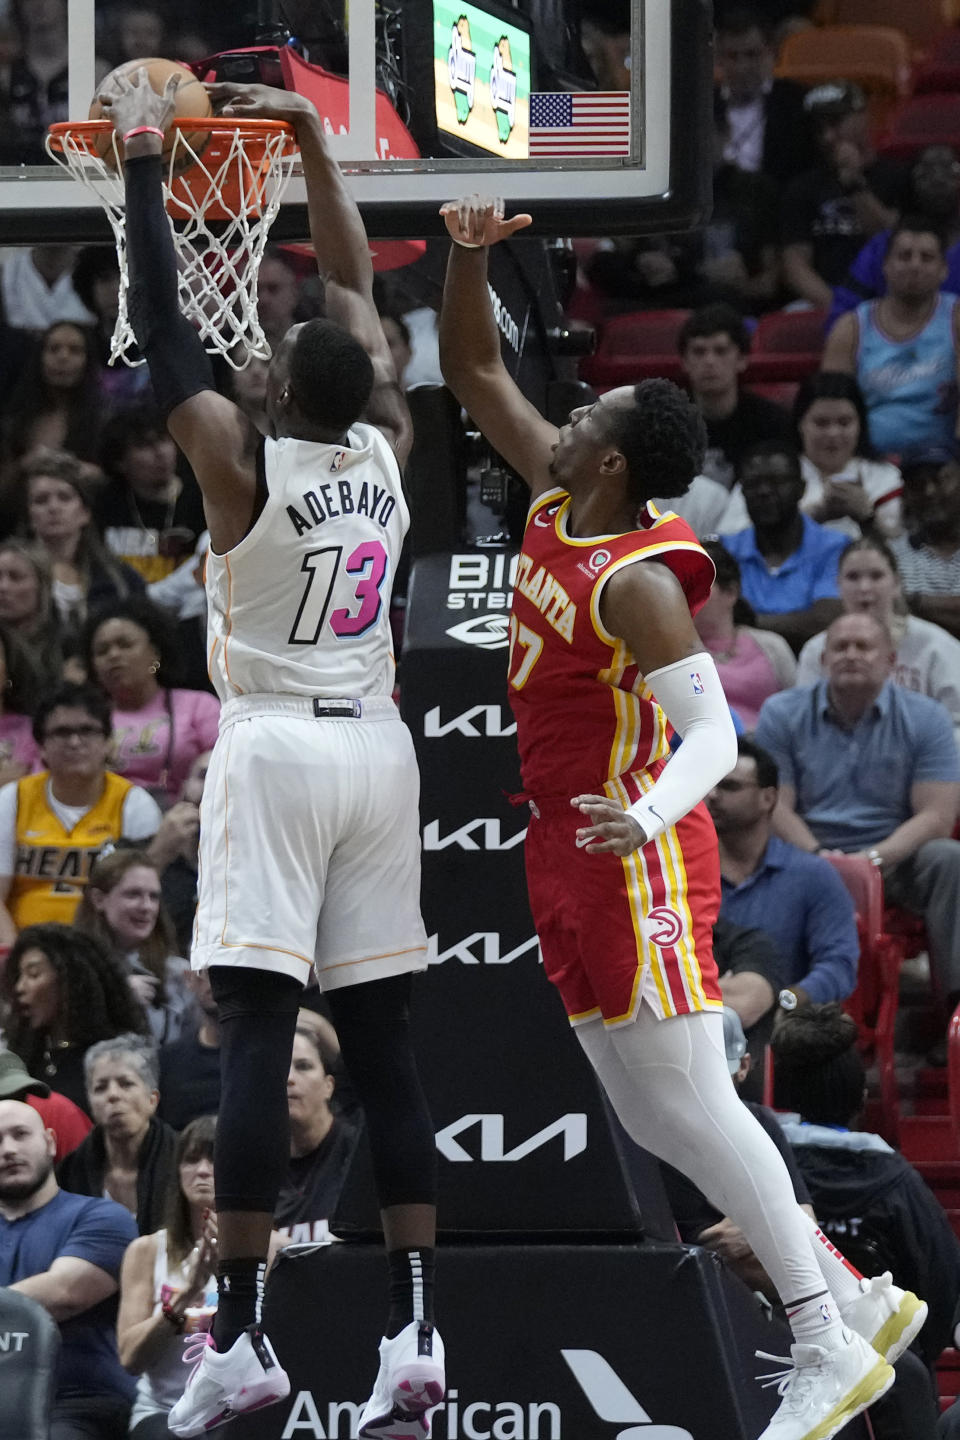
[
  {"xmin": 97, "ymin": 68, "xmax": 253, "ymax": 554},
  {"xmin": 438, "ymin": 197, "xmax": 560, "ymax": 497},
  {"xmin": 209, "ymin": 81, "xmax": 413, "ymax": 467}
]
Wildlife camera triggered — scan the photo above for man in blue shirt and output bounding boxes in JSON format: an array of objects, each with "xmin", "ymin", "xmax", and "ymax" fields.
[
  {"xmin": 755, "ymin": 611, "xmax": 960, "ymax": 1004},
  {"xmin": 0, "ymin": 1098, "xmax": 138, "ymax": 1440},
  {"xmin": 722, "ymin": 441, "xmax": 849, "ymax": 652},
  {"xmin": 708, "ymin": 737, "xmax": 860, "ymax": 1012}
]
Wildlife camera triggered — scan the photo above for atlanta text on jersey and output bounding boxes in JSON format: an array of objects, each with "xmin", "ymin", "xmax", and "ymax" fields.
[{"xmin": 514, "ymin": 553, "xmax": 577, "ymax": 643}]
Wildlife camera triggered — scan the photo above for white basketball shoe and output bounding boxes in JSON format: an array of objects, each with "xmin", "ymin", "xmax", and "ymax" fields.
[
  {"xmin": 167, "ymin": 1325, "xmax": 290, "ymax": 1437},
  {"xmin": 756, "ymin": 1327, "xmax": 894, "ymax": 1440},
  {"xmin": 838, "ymin": 1272, "xmax": 928, "ymax": 1364},
  {"xmin": 358, "ymin": 1320, "xmax": 446, "ymax": 1439}
]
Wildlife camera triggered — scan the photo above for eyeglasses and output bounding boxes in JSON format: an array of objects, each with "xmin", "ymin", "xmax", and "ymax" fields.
[{"xmin": 43, "ymin": 724, "xmax": 107, "ymax": 743}]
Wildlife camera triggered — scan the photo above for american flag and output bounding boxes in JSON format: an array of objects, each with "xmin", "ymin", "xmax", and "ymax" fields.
[{"xmin": 529, "ymin": 91, "xmax": 631, "ymax": 157}]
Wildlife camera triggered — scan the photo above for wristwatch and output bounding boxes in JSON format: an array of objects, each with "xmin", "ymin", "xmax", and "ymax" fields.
[{"xmin": 778, "ymin": 988, "xmax": 799, "ymax": 1012}]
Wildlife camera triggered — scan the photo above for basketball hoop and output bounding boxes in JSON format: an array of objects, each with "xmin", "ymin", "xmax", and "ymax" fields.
[{"xmin": 46, "ymin": 118, "xmax": 298, "ymax": 371}]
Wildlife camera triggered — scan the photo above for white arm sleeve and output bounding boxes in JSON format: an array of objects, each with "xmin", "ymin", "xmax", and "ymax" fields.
[{"xmin": 626, "ymin": 652, "xmax": 737, "ymax": 844}]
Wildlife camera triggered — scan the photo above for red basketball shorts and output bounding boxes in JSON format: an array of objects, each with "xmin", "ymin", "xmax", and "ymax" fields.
[{"xmin": 524, "ymin": 790, "xmax": 723, "ymax": 1027}]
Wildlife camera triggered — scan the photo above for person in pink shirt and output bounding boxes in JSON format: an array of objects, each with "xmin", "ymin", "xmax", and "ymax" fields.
[
  {"xmin": 84, "ymin": 597, "xmax": 219, "ymax": 806},
  {"xmin": 0, "ymin": 621, "xmax": 41, "ymax": 787},
  {"xmin": 696, "ymin": 540, "xmax": 797, "ymax": 730}
]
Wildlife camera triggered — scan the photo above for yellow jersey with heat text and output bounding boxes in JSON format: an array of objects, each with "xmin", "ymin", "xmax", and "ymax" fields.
[{"xmin": 9, "ymin": 771, "xmax": 134, "ymax": 927}]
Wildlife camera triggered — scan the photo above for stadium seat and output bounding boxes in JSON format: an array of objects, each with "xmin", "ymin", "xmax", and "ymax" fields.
[
  {"xmin": 0, "ymin": 1289, "xmax": 59, "ymax": 1440},
  {"xmin": 777, "ymin": 26, "xmax": 913, "ymax": 131},
  {"xmin": 818, "ymin": 0, "xmax": 952, "ymax": 59},
  {"xmin": 878, "ymin": 92, "xmax": 960, "ymax": 159},
  {"xmin": 825, "ymin": 853, "xmax": 905, "ymax": 1146},
  {"xmin": 914, "ymin": 26, "xmax": 960, "ymax": 93},
  {"xmin": 949, "ymin": 1001, "xmax": 960, "ymax": 1150},
  {"xmin": 748, "ymin": 380, "xmax": 801, "ymax": 410},
  {"xmin": 578, "ymin": 309, "xmax": 689, "ymax": 387},
  {"xmin": 745, "ymin": 308, "xmax": 829, "ymax": 383}
]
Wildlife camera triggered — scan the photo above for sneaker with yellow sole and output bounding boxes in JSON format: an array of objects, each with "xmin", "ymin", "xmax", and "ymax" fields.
[{"xmin": 756, "ymin": 1328, "xmax": 894, "ymax": 1440}]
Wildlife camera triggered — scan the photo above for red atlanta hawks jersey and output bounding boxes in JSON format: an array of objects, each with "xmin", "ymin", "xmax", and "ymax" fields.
[{"xmin": 508, "ymin": 489, "xmax": 715, "ymax": 800}]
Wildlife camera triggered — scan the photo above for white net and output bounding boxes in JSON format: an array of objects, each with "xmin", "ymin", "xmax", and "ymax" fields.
[{"xmin": 45, "ymin": 121, "xmax": 298, "ymax": 371}]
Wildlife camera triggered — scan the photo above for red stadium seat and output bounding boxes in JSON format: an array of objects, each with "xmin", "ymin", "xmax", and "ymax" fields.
[
  {"xmin": 914, "ymin": 27, "xmax": 960, "ymax": 93},
  {"xmin": 819, "ymin": 0, "xmax": 952, "ymax": 59},
  {"xmin": 748, "ymin": 381, "xmax": 801, "ymax": 410},
  {"xmin": 579, "ymin": 309, "xmax": 689, "ymax": 387},
  {"xmin": 777, "ymin": 26, "xmax": 912, "ymax": 132},
  {"xmin": 949, "ymin": 1002, "xmax": 960, "ymax": 1150},
  {"xmin": 825, "ymin": 854, "xmax": 906, "ymax": 1146},
  {"xmin": 879, "ymin": 93, "xmax": 960, "ymax": 159},
  {"xmin": 745, "ymin": 309, "xmax": 829, "ymax": 383}
]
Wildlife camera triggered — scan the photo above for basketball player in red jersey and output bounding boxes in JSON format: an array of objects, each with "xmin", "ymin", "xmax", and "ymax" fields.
[{"xmin": 439, "ymin": 199, "xmax": 925, "ymax": 1440}]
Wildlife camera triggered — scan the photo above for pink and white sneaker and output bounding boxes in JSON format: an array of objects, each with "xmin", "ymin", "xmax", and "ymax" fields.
[
  {"xmin": 358, "ymin": 1320, "xmax": 446, "ymax": 1439},
  {"xmin": 167, "ymin": 1325, "xmax": 290, "ymax": 1437}
]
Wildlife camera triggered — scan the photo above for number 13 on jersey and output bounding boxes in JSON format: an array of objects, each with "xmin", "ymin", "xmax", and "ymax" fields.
[
  {"xmin": 508, "ymin": 615, "xmax": 543, "ymax": 689},
  {"xmin": 289, "ymin": 541, "xmax": 389, "ymax": 645}
]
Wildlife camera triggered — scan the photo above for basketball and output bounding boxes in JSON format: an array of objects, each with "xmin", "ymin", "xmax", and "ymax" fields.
[{"xmin": 89, "ymin": 57, "xmax": 212, "ymax": 172}]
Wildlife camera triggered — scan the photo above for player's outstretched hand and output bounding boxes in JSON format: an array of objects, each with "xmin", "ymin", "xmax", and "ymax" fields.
[
  {"xmin": 98, "ymin": 65, "xmax": 178, "ymax": 137},
  {"xmin": 571, "ymin": 794, "xmax": 647, "ymax": 856},
  {"xmin": 205, "ymin": 81, "xmax": 315, "ymax": 127},
  {"xmin": 440, "ymin": 196, "xmax": 533, "ymax": 248}
]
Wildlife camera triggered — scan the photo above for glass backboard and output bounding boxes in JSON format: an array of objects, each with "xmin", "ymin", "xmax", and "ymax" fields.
[{"xmin": 0, "ymin": 0, "xmax": 713, "ymax": 243}]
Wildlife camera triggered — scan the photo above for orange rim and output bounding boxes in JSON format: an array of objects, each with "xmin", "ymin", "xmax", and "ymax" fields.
[{"xmin": 47, "ymin": 117, "xmax": 297, "ymax": 156}]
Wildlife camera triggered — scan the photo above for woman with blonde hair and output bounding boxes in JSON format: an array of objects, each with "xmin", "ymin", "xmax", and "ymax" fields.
[
  {"xmin": 796, "ymin": 535, "xmax": 960, "ymax": 742},
  {"xmin": 0, "ymin": 537, "xmax": 68, "ymax": 688},
  {"xmin": 20, "ymin": 448, "xmax": 144, "ymax": 626},
  {"xmin": 74, "ymin": 848, "xmax": 191, "ymax": 1045}
]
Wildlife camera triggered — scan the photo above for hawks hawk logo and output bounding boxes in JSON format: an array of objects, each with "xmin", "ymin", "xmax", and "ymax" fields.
[{"xmin": 647, "ymin": 907, "xmax": 684, "ymax": 947}]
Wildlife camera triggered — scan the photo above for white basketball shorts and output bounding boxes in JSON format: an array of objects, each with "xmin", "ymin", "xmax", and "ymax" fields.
[{"xmin": 191, "ymin": 693, "xmax": 428, "ymax": 988}]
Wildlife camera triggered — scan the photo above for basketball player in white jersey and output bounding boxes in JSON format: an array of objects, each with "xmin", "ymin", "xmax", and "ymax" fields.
[{"xmin": 98, "ymin": 71, "xmax": 444, "ymax": 1439}]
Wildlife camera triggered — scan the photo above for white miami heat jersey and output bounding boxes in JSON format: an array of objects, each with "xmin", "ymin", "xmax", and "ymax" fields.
[{"xmin": 205, "ymin": 424, "xmax": 409, "ymax": 701}]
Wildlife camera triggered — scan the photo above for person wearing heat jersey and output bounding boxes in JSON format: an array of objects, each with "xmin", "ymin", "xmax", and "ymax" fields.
[
  {"xmin": 439, "ymin": 198, "xmax": 925, "ymax": 1440},
  {"xmin": 96, "ymin": 73, "xmax": 442, "ymax": 1440}
]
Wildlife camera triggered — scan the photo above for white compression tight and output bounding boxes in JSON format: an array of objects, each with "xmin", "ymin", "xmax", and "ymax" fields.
[{"xmin": 576, "ymin": 1006, "xmax": 831, "ymax": 1308}]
